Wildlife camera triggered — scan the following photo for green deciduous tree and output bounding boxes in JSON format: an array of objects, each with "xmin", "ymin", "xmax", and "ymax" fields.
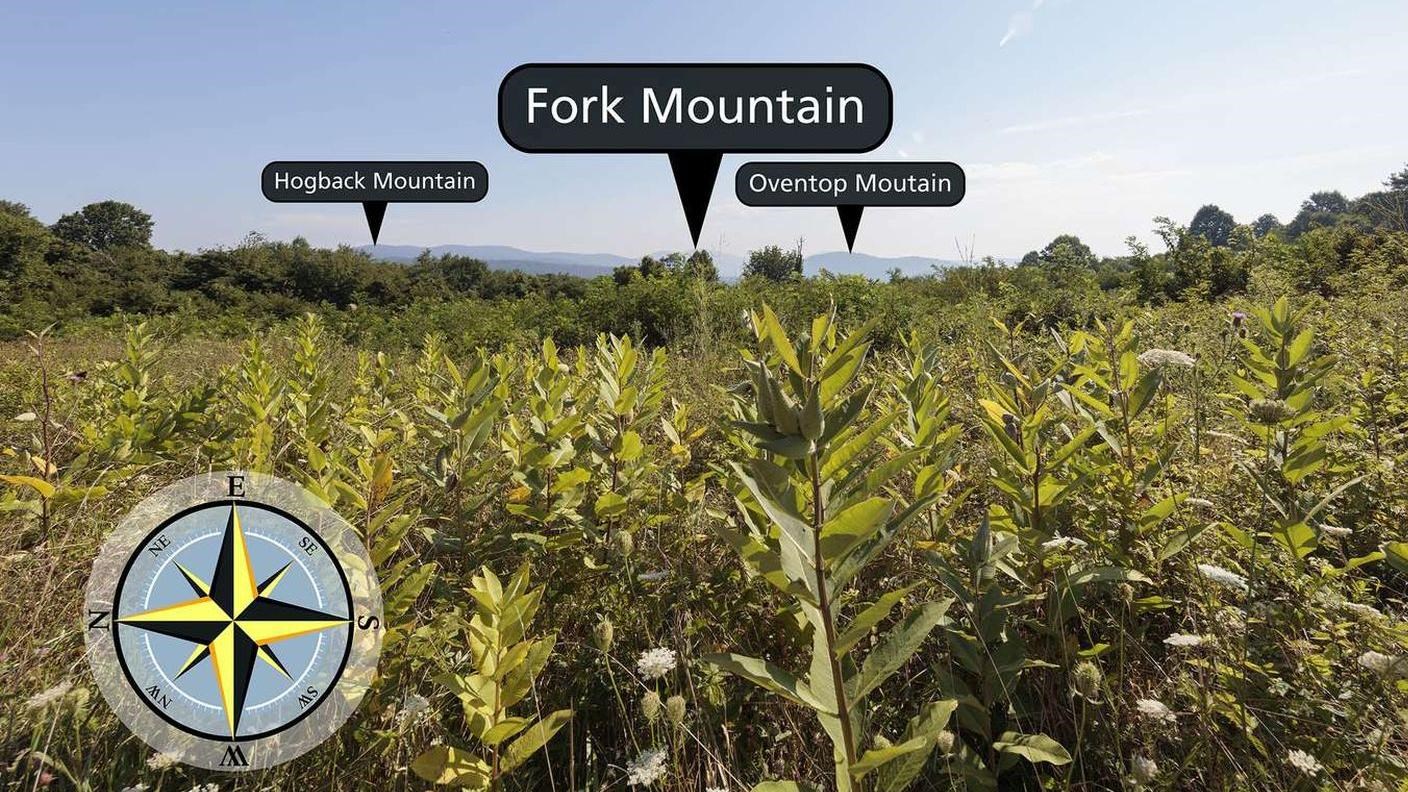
[
  {"xmin": 50, "ymin": 200, "xmax": 153, "ymax": 250},
  {"xmin": 1251, "ymin": 213, "xmax": 1282, "ymax": 238},
  {"xmin": 743, "ymin": 244, "xmax": 804, "ymax": 282},
  {"xmin": 1190, "ymin": 204, "xmax": 1237, "ymax": 247},
  {"xmin": 1021, "ymin": 234, "xmax": 1098, "ymax": 270}
]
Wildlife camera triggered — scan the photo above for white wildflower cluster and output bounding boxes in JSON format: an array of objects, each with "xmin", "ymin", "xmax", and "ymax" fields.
[
  {"xmin": 146, "ymin": 752, "xmax": 180, "ymax": 771},
  {"xmin": 1358, "ymin": 650, "xmax": 1408, "ymax": 681},
  {"xmin": 186, "ymin": 785, "xmax": 221, "ymax": 792},
  {"xmin": 1321, "ymin": 524, "xmax": 1352, "ymax": 538},
  {"xmin": 1040, "ymin": 535, "xmax": 1088, "ymax": 552},
  {"xmin": 1135, "ymin": 698, "xmax": 1176, "ymax": 725},
  {"xmin": 1137, "ymin": 348, "xmax": 1196, "ymax": 369},
  {"xmin": 1184, "ymin": 496, "xmax": 1215, "ymax": 511},
  {"xmin": 1286, "ymin": 748, "xmax": 1322, "ymax": 776},
  {"xmin": 119, "ymin": 785, "xmax": 150, "ymax": 792},
  {"xmin": 626, "ymin": 747, "xmax": 669, "ymax": 786},
  {"xmin": 1130, "ymin": 755, "xmax": 1159, "ymax": 785},
  {"xmin": 636, "ymin": 647, "xmax": 678, "ymax": 680},
  {"xmin": 637, "ymin": 570, "xmax": 669, "ymax": 582},
  {"xmin": 395, "ymin": 692, "xmax": 431, "ymax": 727},
  {"xmin": 1163, "ymin": 632, "xmax": 1205, "ymax": 648},
  {"xmin": 24, "ymin": 681, "xmax": 73, "ymax": 710},
  {"xmin": 1197, "ymin": 563, "xmax": 1248, "ymax": 593}
]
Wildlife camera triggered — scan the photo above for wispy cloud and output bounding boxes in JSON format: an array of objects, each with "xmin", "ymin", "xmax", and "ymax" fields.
[
  {"xmin": 965, "ymin": 151, "xmax": 1115, "ymax": 181},
  {"xmin": 1000, "ymin": 107, "xmax": 1151, "ymax": 134},
  {"xmin": 999, "ymin": 0, "xmax": 1047, "ymax": 47}
]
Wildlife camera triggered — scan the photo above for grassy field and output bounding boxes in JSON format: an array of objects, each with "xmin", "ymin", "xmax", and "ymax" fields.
[{"xmin": 2, "ymin": 287, "xmax": 1407, "ymax": 791}]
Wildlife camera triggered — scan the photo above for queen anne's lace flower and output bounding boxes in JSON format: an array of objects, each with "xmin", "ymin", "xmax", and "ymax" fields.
[
  {"xmin": 1163, "ymin": 633, "xmax": 1205, "ymax": 648},
  {"xmin": 1286, "ymin": 748, "xmax": 1322, "ymax": 775},
  {"xmin": 1131, "ymin": 755, "xmax": 1159, "ymax": 785},
  {"xmin": 626, "ymin": 747, "xmax": 669, "ymax": 786},
  {"xmin": 1138, "ymin": 349, "xmax": 1196, "ymax": 368},
  {"xmin": 1135, "ymin": 698, "xmax": 1176, "ymax": 724},
  {"xmin": 636, "ymin": 648, "xmax": 677, "ymax": 680},
  {"xmin": 1321, "ymin": 524, "xmax": 1351, "ymax": 538},
  {"xmin": 147, "ymin": 752, "xmax": 179, "ymax": 771},
  {"xmin": 1041, "ymin": 535, "xmax": 1088, "ymax": 551},
  {"xmin": 1197, "ymin": 563, "xmax": 1248, "ymax": 593}
]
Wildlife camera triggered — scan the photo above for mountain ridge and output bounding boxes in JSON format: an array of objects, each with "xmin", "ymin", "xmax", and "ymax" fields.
[{"xmin": 359, "ymin": 244, "xmax": 982, "ymax": 279}]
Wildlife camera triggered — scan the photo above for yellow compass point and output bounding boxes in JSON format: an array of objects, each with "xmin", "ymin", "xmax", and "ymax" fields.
[
  {"xmin": 229, "ymin": 505, "xmax": 260, "ymax": 616},
  {"xmin": 119, "ymin": 595, "xmax": 228, "ymax": 624},
  {"xmin": 239, "ymin": 618, "xmax": 349, "ymax": 646},
  {"xmin": 208, "ymin": 624, "xmax": 238, "ymax": 737}
]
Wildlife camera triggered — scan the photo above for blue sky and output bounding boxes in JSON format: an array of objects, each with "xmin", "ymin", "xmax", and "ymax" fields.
[{"xmin": 2, "ymin": 1, "xmax": 1405, "ymax": 259}]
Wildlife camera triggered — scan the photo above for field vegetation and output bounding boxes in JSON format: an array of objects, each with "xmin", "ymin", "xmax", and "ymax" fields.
[{"xmin": 2, "ymin": 169, "xmax": 1408, "ymax": 790}]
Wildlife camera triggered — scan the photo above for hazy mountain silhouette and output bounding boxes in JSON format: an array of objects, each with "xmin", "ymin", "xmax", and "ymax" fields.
[{"xmin": 359, "ymin": 244, "xmax": 974, "ymax": 279}]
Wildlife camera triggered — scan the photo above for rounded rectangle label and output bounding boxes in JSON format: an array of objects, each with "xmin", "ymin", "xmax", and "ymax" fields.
[
  {"xmin": 499, "ymin": 64, "xmax": 892, "ymax": 153},
  {"xmin": 261, "ymin": 161, "xmax": 488, "ymax": 203},
  {"xmin": 735, "ymin": 161, "xmax": 965, "ymax": 206}
]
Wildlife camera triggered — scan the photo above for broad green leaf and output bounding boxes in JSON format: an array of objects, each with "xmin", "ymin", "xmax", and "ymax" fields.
[
  {"xmin": 752, "ymin": 783, "xmax": 803, "ymax": 792},
  {"xmin": 1383, "ymin": 542, "xmax": 1408, "ymax": 575},
  {"xmin": 821, "ymin": 411, "xmax": 900, "ymax": 480},
  {"xmin": 851, "ymin": 736, "xmax": 927, "ymax": 777},
  {"xmin": 836, "ymin": 585, "xmax": 916, "ymax": 655},
  {"xmin": 848, "ymin": 599, "xmax": 952, "ymax": 700},
  {"xmin": 993, "ymin": 731, "xmax": 1072, "ymax": 766},
  {"xmin": 702, "ymin": 652, "xmax": 834, "ymax": 714},
  {"xmin": 876, "ymin": 699, "xmax": 959, "ymax": 792},
  {"xmin": 480, "ymin": 717, "xmax": 531, "ymax": 747},
  {"xmin": 733, "ymin": 464, "xmax": 818, "ymax": 602},
  {"xmin": 500, "ymin": 709, "xmax": 573, "ymax": 772},
  {"xmin": 761, "ymin": 304, "xmax": 804, "ymax": 376},
  {"xmin": 1274, "ymin": 520, "xmax": 1317, "ymax": 560},
  {"xmin": 617, "ymin": 430, "xmax": 644, "ymax": 461},
  {"xmin": 411, "ymin": 745, "xmax": 492, "ymax": 787},
  {"xmin": 594, "ymin": 491, "xmax": 627, "ymax": 518},
  {"xmin": 820, "ymin": 497, "xmax": 893, "ymax": 562}
]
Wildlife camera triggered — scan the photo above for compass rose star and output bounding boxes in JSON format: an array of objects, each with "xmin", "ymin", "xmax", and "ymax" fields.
[{"xmin": 118, "ymin": 504, "xmax": 348, "ymax": 737}]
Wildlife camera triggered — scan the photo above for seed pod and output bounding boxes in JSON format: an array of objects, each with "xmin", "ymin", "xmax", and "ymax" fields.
[
  {"xmin": 640, "ymin": 691, "xmax": 662, "ymax": 724},
  {"xmin": 592, "ymin": 618, "xmax": 615, "ymax": 652},
  {"xmin": 665, "ymin": 694, "xmax": 687, "ymax": 726}
]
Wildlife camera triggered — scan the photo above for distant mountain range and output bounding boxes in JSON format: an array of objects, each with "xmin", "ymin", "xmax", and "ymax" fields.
[{"xmin": 358, "ymin": 244, "xmax": 977, "ymax": 280}]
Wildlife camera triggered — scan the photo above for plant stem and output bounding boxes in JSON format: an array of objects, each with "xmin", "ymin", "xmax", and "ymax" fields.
[{"xmin": 809, "ymin": 454, "xmax": 858, "ymax": 791}]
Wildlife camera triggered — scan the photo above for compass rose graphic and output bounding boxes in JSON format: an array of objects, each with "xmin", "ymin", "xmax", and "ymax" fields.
[
  {"xmin": 85, "ymin": 472, "xmax": 383, "ymax": 771},
  {"xmin": 117, "ymin": 503, "xmax": 349, "ymax": 738}
]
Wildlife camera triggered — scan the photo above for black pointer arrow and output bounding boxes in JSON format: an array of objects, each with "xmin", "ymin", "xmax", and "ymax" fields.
[
  {"xmin": 837, "ymin": 205, "xmax": 865, "ymax": 253},
  {"xmin": 362, "ymin": 201, "xmax": 388, "ymax": 245},
  {"xmin": 668, "ymin": 152, "xmax": 723, "ymax": 249}
]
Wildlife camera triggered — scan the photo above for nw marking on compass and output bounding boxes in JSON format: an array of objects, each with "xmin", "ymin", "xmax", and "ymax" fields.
[{"xmin": 116, "ymin": 504, "xmax": 348, "ymax": 737}]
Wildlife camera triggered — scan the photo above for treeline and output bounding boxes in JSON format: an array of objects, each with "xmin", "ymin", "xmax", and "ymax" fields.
[{"xmin": 2, "ymin": 164, "xmax": 1406, "ymax": 345}]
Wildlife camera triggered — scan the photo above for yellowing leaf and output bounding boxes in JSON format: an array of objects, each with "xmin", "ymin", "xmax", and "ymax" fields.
[{"xmin": 0, "ymin": 475, "xmax": 54, "ymax": 499}]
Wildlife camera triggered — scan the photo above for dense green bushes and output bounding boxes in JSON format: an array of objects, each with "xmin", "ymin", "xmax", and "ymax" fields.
[{"xmin": 5, "ymin": 165, "xmax": 1408, "ymax": 347}]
